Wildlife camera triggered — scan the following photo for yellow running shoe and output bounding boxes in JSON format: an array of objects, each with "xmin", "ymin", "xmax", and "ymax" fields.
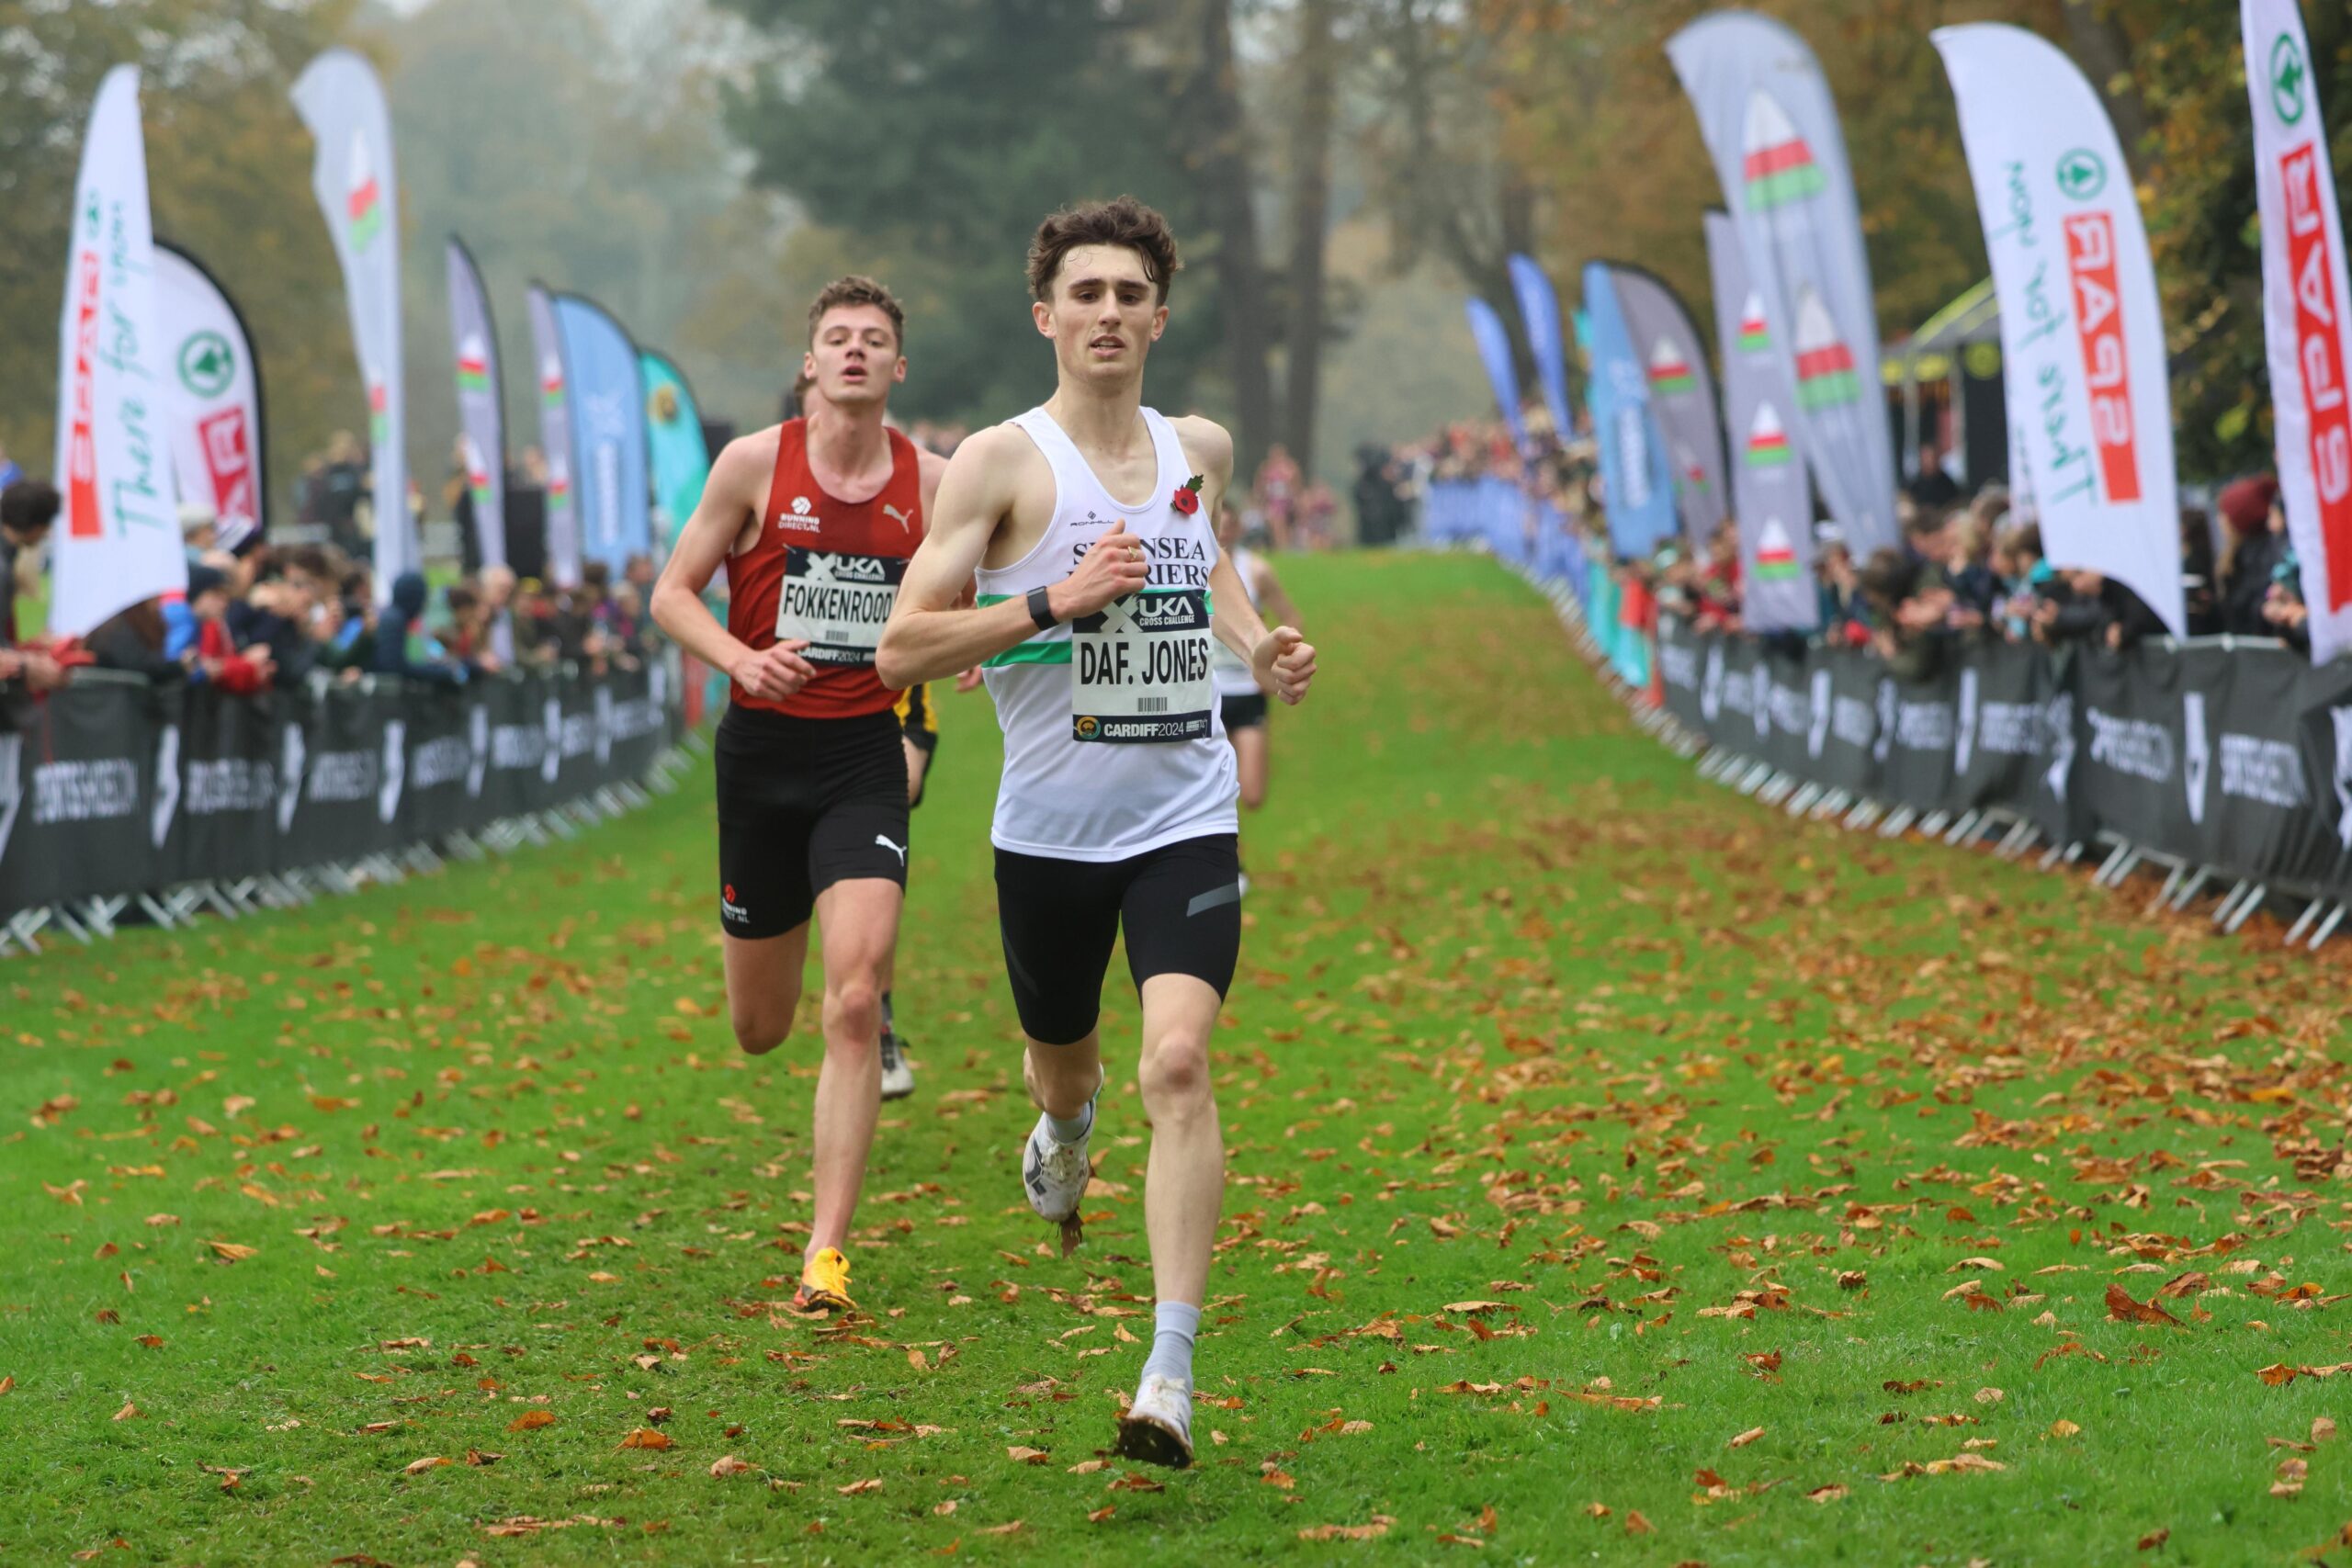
[{"xmin": 791, "ymin": 1247, "xmax": 855, "ymax": 1314}]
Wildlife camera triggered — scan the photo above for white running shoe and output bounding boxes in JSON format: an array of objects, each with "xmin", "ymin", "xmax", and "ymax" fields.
[
  {"xmin": 1022, "ymin": 1091, "xmax": 1095, "ymax": 1225},
  {"xmin": 878, "ymin": 1029, "xmax": 915, "ymax": 1101},
  {"xmin": 1115, "ymin": 1373, "xmax": 1195, "ymax": 1469}
]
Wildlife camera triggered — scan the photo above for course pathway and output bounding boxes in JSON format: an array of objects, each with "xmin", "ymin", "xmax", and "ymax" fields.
[{"xmin": 5, "ymin": 553, "xmax": 2348, "ymax": 1563}]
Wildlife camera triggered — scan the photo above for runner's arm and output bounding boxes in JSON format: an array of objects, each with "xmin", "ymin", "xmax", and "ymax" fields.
[
  {"xmin": 877, "ymin": 426, "xmax": 1144, "ymax": 689},
  {"xmin": 650, "ymin": 435, "xmax": 814, "ymax": 701},
  {"xmin": 1253, "ymin": 556, "xmax": 1300, "ymax": 630}
]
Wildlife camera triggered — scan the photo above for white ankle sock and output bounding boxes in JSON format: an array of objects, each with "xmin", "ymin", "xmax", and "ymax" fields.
[
  {"xmin": 1045, "ymin": 1099, "xmax": 1093, "ymax": 1145},
  {"xmin": 1140, "ymin": 1300, "xmax": 1200, "ymax": 1389}
]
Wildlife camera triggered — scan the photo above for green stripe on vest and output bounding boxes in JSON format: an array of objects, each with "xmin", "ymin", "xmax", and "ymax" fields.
[{"xmin": 975, "ymin": 589, "xmax": 1212, "ymax": 669}]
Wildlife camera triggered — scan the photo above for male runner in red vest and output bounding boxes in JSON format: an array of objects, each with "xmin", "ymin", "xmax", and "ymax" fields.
[{"xmin": 651, "ymin": 276, "xmax": 944, "ymax": 1314}]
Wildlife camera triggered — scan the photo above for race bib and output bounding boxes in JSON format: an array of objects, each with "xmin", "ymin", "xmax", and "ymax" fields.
[
  {"xmin": 775, "ymin": 548, "xmax": 902, "ymax": 667},
  {"xmin": 1070, "ymin": 588, "xmax": 1215, "ymax": 743}
]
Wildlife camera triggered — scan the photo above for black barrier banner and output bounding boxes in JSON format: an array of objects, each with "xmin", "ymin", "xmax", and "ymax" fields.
[
  {"xmin": 0, "ymin": 662, "xmax": 680, "ymax": 920},
  {"xmin": 1655, "ymin": 619, "xmax": 2352, "ymax": 899}
]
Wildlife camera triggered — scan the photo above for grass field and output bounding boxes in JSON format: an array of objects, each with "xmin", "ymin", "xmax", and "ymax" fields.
[{"xmin": 7, "ymin": 551, "xmax": 2352, "ymax": 1565}]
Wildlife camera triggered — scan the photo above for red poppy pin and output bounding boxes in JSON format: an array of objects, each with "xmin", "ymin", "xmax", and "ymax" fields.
[{"xmin": 1170, "ymin": 474, "xmax": 1203, "ymax": 516}]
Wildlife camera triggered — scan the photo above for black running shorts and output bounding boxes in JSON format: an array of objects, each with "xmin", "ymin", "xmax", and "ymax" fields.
[
  {"xmin": 1219, "ymin": 690, "xmax": 1269, "ymax": 731},
  {"xmin": 715, "ymin": 704, "xmax": 909, "ymax": 939},
  {"xmin": 994, "ymin": 833, "xmax": 1242, "ymax": 1045}
]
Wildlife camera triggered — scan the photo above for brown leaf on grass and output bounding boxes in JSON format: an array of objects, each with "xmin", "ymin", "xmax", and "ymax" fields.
[
  {"xmin": 1584, "ymin": 1503, "xmax": 1610, "ymax": 1519},
  {"xmin": 1743, "ymin": 1350, "xmax": 1782, "ymax": 1377},
  {"xmin": 0, "ymin": 1375, "xmax": 12, "ymax": 1396},
  {"xmin": 2258, "ymin": 1363, "xmax": 2298, "ymax": 1387},
  {"xmin": 908, "ymin": 1348, "xmax": 931, "ymax": 1372},
  {"xmin": 1432, "ymin": 1534, "xmax": 1485, "ymax": 1548},
  {"xmin": 1087, "ymin": 1506, "xmax": 1115, "ymax": 1524},
  {"xmin": 618, "ymin": 1428, "xmax": 671, "ymax": 1450},
  {"xmin": 403, "ymin": 1456, "xmax": 452, "ymax": 1474},
  {"xmin": 1948, "ymin": 1258, "xmax": 2004, "ymax": 1272},
  {"xmin": 2155, "ymin": 1270, "xmax": 2209, "ymax": 1299},
  {"xmin": 2272, "ymin": 1458, "xmax": 2308, "ymax": 1498},
  {"xmin": 1444, "ymin": 1301, "xmax": 1507, "ymax": 1315},
  {"xmin": 837, "ymin": 1478, "xmax": 882, "ymax": 1495},
  {"xmin": 507, "ymin": 1411, "xmax": 555, "ymax": 1432},
  {"xmin": 709, "ymin": 1456, "xmax": 756, "ymax": 1478},
  {"xmin": 2136, "ymin": 1528, "xmax": 2169, "ymax": 1551},
  {"xmin": 134, "ymin": 1336, "xmax": 164, "ymax": 1350},
  {"xmin": 1068, "ymin": 1459, "xmax": 1109, "ymax": 1475},
  {"xmin": 977, "ymin": 1520, "xmax": 1023, "ymax": 1536},
  {"xmin": 1880, "ymin": 1453, "xmax": 2007, "ymax": 1480},
  {"xmin": 1806, "ymin": 1484, "xmax": 1848, "ymax": 1504},
  {"xmin": 1623, "ymin": 1511, "xmax": 1653, "ymax": 1535},
  {"xmin": 1298, "ymin": 1517, "xmax": 1394, "ymax": 1541},
  {"xmin": 1974, "ymin": 1388, "xmax": 2005, "ymax": 1405},
  {"xmin": 2105, "ymin": 1283, "xmax": 2182, "ymax": 1328},
  {"xmin": 44, "ymin": 1180, "xmax": 86, "ymax": 1205},
  {"xmin": 1108, "ymin": 1473, "xmax": 1165, "ymax": 1495},
  {"xmin": 465, "ymin": 1449, "xmax": 500, "ymax": 1466},
  {"xmin": 2313, "ymin": 1417, "xmax": 2338, "ymax": 1444},
  {"xmin": 111, "ymin": 1401, "xmax": 140, "ymax": 1421},
  {"xmin": 1728, "ymin": 1427, "xmax": 1764, "ymax": 1448},
  {"xmin": 205, "ymin": 1240, "xmax": 257, "ymax": 1263},
  {"xmin": 1261, "ymin": 1464, "xmax": 1297, "ymax": 1490},
  {"xmin": 2049, "ymin": 1419, "xmax": 2082, "ymax": 1438},
  {"xmin": 1838, "ymin": 1270, "xmax": 1867, "ymax": 1291},
  {"xmin": 1006, "ymin": 1446, "xmax": 1050, "ymax": 1465}
]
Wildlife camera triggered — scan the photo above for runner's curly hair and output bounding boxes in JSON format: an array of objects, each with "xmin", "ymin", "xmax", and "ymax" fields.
[
  {"xmin": 807, "ymin": 275, "xmax": 905, "ymax": 349},
  {"xmin": 1026, "ymin": 197, "xmax": 1182, "ymax": 304}
]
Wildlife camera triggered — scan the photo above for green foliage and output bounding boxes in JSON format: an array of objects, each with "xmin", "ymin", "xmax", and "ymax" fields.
[{"xmin": 713, "ymin": 0, "xmax": 1223, "ymax": 423}]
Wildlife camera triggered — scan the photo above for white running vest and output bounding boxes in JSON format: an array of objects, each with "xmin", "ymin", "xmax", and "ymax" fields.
[
  {"xmin": 1210, "ymin": 544, "xmax": 1262, "ymax": 699},
  {"xmin": 977, "ymin": 407, "xmax": 1238, "ymax": 861}
]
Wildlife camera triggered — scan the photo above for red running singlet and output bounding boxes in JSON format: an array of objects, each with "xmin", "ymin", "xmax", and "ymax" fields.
[{"xmin": 726, "ymin": 419, "xmax": 924, "ymax": 719}]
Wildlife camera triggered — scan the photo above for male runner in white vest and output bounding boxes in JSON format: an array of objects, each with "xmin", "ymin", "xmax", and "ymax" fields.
[
  {"xmin": 651, "ymin": 276, "xmax": 945, "ymax": 1316},
  {"xmin": 878, "ymin": 197, "xmax": 1317, "ymax": 1467}
]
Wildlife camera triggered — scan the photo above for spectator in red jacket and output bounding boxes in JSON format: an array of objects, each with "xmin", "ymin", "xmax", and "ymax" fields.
[{"xmin": 187, "ymin": 563, "xmax": 273, "ymax": 694}]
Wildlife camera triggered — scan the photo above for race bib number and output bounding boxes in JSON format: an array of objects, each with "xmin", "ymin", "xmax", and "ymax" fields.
[
  {"xmin": 775, "ymin": 548, "xmax": 902, "ymax": 667},
  {"xmin": 1070, "ymin": 589, "xmax": 1215, "ymax": 743}
]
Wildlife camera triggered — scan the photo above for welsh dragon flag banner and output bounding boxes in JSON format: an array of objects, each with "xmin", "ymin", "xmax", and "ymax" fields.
[
  {"xmin": 292, "ymin": 49, "xmax": 413, "ymax": 603},
  {"xmin": 444, "ymin": 235, "xmax": 505, "ymax": 573},
  {"xmin": 2245, "ymin": 0, "xmax": 2352, "ymax": 662},
  {"xmin": 1582, "ymin": 261, "xmax": 1679, "ymax": 560},
  {"xmin": 1934, "ymin": 23, "xmax": 2185, "ymax": 636},
  {"xmin": 154, "ymin": 242, "xmax": 266, "ymax": 556},
  {"xmin": 1506, "ymin": 254, "xmax": 1575, "ymax": 440},
  {"xmin": 1705, "ymin": 210, "xmax": 1817, "ymax": 632},
  {"xmin": 1464, "ymin": 296, "xmax": 1527, "ymax": 446},
  {"xmin": 1611, "ymin": 264, "xmax": 1728, "ymax": 547},
  {"xmin": 1668, "ymin": 11, "xmax": 1898, "ymax": 558},
  {"xmin": 51, "ymin": 66, "xmax": 186, "ymax": 637},
  {"xmin": 528, "ymin": 285, "xmax": 582, "ymax": 590}
]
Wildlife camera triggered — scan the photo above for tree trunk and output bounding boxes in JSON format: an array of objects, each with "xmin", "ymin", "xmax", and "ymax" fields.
[
  {"xmin": 2060, "ymin": 0, "xmax": 2148, "ymax": 156},
  {"xmin": 1170, "ymin": 0, "xmax": 1277, "ymax": 483},
  {"xmin": 1281, "ymin": 0, "xmax": 1340, "ymax": 477}
]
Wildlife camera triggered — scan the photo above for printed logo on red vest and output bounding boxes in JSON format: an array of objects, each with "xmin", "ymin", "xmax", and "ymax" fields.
[
  {"xmin": 2282, "ymin": 143, "xmax": 2352, "ymax": 608},
  {"xmin": 2062, "ymin": 211, "xmax": 2140, "ymax": 504}
]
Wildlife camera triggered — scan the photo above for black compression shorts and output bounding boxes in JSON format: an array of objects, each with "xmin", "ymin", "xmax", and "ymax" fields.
[
  {"xmin": 994, "ymin": 833, "xmax": 1242, "ymax": 1045},
  {"xmin": 1219, "ymin": 690, "xmax": 1269, "ymax": 731},
  {"xmin": 715, "ymin": 704, "xmax": 909, "ymax": 939}
]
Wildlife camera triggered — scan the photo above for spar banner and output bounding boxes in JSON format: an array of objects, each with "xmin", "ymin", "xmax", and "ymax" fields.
[
  {"xmin": 52, "ymin": 66, "xmax": 185, "ymax": 638},
  {"xmin": 1, "ymin": 663, "xmax": 678, "ymax": 919},
  {"xmin": 292, "ymin": 49, "xmax": 414, "ymax": 604},
  {"xmin": 527, "ymin": 286, "xmax": 582, "ymax": 589},
  {"xmin": 154, "ymin": 242, "xmax": 265, "ymax": 554},
  {"xmin": 1582, "ymin": 263, "xmax": 1679, "ymax": 559},
  {"xmin": 1506, "ymin": 255, "xmax": 1576, "ymax": 440},
  {"xmin": 1611, "ymin": 264, "xmax": 1728, "ymax": 547},
  {"xmin": 445, "ymin": 236, "xmax": 506, "ymax": 570},
  {"xmin": 1668, "ymin": 12, "xmax": 1898, "ymax": 559},
  {"xmin": 1464, "ymin": 297, "xmax": 1528, "ymax": 446},
  {"xmin": 551, "ymin": 293, "xmax": 650, "ymax": 576},
  {"xmin": 640, "ymin": 350, "xmax": 710, "ymax": 555},
  {"xmin": 1703, "ymin": 212, "xmax": 1817, "ymax": 632},
  {"xmin": 1651, "ymin": 622, "xmax": 2352, "ymax": 898},
  {"xmin": 2245, "ymin": 0, "xmax": 2352, "ymax": 662},
  {"xmin": 1933, "ymin": 24, "xmax": 2186, "ymax": 637}
]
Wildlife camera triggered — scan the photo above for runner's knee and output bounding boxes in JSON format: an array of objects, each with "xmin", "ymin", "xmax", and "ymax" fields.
[
  {"xmin": 732, "ymin": 998, "xmax": 796, "ymax": 1056},
  {"xmin": 1138, "ymin": 1026, "xmax": 1212, "ymax": 1109},
  {"xmin": 824, "ymin": 976, "xmax": 883, "ymax": 1046}
]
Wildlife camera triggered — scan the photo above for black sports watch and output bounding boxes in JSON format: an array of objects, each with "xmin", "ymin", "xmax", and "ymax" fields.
[{"xmin": 1026, "ymin": 584, "xmax": 1057, "ymax": 630}]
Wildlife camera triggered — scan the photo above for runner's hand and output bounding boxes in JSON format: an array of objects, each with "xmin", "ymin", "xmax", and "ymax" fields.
[
  {"xmin": 1255, "ymin": 626, "xmax": 1317, "ymax": 705},
  {"xmin": 1054, "ymin": 522, "xmax": 1151, "ymax": 620},
  {"xmin": 954, "ymin": 666, "xmax": 984, "ymax": 694},
  {"xmin": 731, "ymin": 639, "xmax": 816, "ymax": 702}
]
